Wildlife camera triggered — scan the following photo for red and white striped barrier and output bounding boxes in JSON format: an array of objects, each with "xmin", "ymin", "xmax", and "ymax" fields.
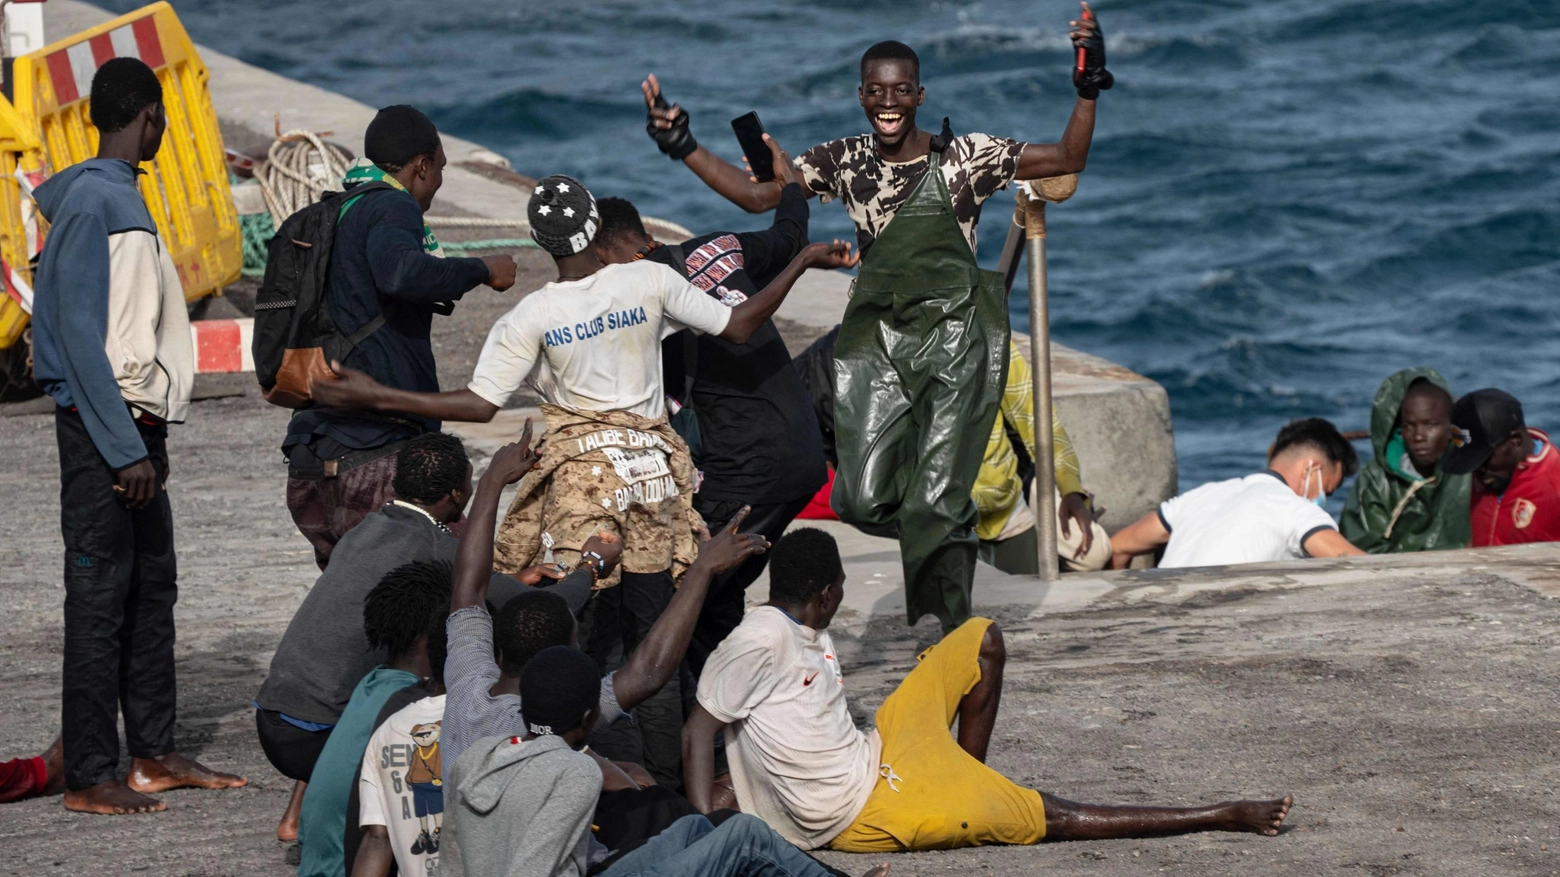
[
  {"xmin": 43, "ymin": 17, "xmax": 166, "ymax": 105},
  {"xmin": 189, "ymin": 318, "xmax": 253, "ymax": 374}
]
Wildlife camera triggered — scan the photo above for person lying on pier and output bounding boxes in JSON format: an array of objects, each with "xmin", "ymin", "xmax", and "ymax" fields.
[
  {"xmin": 1341, "ymin": 370, "xmax": 1470, "ymax": 553},
  {"xmin": 685, "ymin": 527, "xmax": 1292, "ymax": 855},
  {"xmin": 282, "ymin": 105, "xmax": 519, "ymax": 571},
  {"xmin": 1108, "ymin": 417, "xmax": 1365, "ymax": 569},
  {"xmin": 1441, "ymin": 388, "xmax": 1560, "ymax": 546},
  {"xmin": 645, "ymin": 2, "xmax": 1105, "ymax": 635},
  {"xmin": 441, "ymin": 644, "xmax": 891, "ymax": 877}
]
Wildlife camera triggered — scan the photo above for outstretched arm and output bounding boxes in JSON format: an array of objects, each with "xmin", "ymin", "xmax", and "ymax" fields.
[
  {"xmin": 642, "ymin": 75, "xmax": 799, "ymax": 214},
  {"xmin": 312, "ymin": 376, "xmax": 501, "ymax": 424},
  {"xmin": 1107, "ymin": 509, "xmax": 1170, "ymax": 569},
  {"xmin": 719, "ymin": 240, "xmax": 858, "ymax": 343},
  {"xmin": 1014, "ymin": 3, "xmax": 1106, "ymax": 179},
  {"xmin": 611, "ymin": 507, "xmax": 770, "ymax": 710},
  {"xmin": 682, "ymin": 703, "xmax": 728, "ymax": 814}
]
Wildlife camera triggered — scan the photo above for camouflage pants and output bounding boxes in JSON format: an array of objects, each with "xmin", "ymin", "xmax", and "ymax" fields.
[{"xmin": 285, "ymin": 450, "xmax": 398, "ymax": 570}]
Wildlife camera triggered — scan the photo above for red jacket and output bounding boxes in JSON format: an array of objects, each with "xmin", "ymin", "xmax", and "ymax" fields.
[{"xmin": 1471, "ymin": 429, "xmax": 1560, "ymax": 547}]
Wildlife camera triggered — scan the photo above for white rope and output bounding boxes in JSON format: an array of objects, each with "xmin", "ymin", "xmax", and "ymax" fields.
[
  {"xmin": 425, "ymin": 215, "xmax": 530, "ymax": 229},
  {"xmin": 253, "ymin": 130, "xmax": 355, "ymax": 228}
]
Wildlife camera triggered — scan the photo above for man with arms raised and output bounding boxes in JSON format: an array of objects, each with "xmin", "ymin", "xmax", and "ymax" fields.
[
  {"xmin": 686, "ymin": 528, "xmax": 1292, "ymax": 853},
  {"xmin": 645, "ymin": 4, "xmax": 1109, "ymax": 632},
  {"xmin": 1109, "ymin": 417, "xmax": 1365, "ymax": 569}
]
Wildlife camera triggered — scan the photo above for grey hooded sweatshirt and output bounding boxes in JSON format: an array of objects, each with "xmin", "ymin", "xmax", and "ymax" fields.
[{"xmin": 442, "ymin": 734, "xmax": 600, "ymax": 877}]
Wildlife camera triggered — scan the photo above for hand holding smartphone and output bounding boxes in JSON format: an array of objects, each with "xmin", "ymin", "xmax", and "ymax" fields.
[{"xmin": 730, "ymin": 112, "xmax": 775, "ymax": 183}]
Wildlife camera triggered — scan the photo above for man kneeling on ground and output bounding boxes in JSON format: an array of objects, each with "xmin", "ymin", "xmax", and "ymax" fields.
[
  {"xmin": 1108, "ymin": 417, "xmax": 1364, "ymax": 569},
  {"xmin": 442, "ymin": 645, "xmax": 889, "ymax": 877},
  {"xmin": 684, "ymin": 528, "xmax": 1291, "ymax": 853}
]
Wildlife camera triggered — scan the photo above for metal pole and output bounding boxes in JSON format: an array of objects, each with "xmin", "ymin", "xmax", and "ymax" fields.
[{"xmin": 1023, "ymin": 191, "xmax": 1060, "ymax": 581}]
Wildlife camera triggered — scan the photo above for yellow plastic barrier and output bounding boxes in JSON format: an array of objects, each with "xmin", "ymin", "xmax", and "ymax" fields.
[
  {"xmin": 0, "ymin": 1, "xmax": 241, "ymax": 351},
  {"xmin": 0, "ymin": 99, "xmax": 44, "ymax": 350}
]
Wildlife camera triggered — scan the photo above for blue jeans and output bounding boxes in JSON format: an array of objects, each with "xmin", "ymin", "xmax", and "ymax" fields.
[{"xmin": 603, "ymin": 814, "xmax": 833, "ymax": 877}]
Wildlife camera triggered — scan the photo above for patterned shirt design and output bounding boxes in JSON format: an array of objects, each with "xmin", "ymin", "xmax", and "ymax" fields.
[{"xmin": 793, "ymin": 132, "xmax": 1027, "ymax": 253}]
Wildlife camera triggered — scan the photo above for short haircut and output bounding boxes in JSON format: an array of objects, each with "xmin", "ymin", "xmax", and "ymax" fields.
[
  {"xmin": 1270, "ymin": 417, "xmax": 1360, "ymax": 478},
  {"xmin": 861, "ymin": 40, "xmax": 920, "ymax": 81},
  {"xmin": 768, "ymin": 528, "xmax": 844, "ymax": 605},
  {"xmin": 364, "ymin": 105, "xmax": 441, "ymax": 171},
  {"xmin": 90, "ymin": 58, "xmax": 162, "ymax": 134},
  {"xmin": 393, "ymin": 433, "xmax": 468, "ymax": 505},
  {"xmin": 494, "ymin": 590, "xmax": 575, "ymax": 677},
  {"xmin": 1403, "ymin": 378, "xmax": 1453, "ymax": 411},
  {"xmin": 364, "ymin": 560, "xmax": 453, "ymax": 662},
  {"xmin": 595, "ymin": 197, "xmax": 648, "ymax": 247}
]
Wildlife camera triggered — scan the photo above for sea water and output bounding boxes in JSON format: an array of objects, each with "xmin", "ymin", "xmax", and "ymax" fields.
[{"xmin": 114, "ymin": 0, "xmax": 1560, "ymax": 499}]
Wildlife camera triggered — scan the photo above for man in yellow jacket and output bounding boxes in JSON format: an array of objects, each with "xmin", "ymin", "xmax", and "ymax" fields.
[{"xmin": 972, "ymin": 340, "xmax": 1110, "ymax": 574}]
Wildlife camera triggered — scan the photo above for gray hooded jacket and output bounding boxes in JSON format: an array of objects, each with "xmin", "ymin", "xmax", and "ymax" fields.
[{"xmin": 442, "ymin": 734, "xmax": 600, "ymax": 877}]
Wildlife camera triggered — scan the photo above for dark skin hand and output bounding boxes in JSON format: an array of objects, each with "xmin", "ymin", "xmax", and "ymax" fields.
[
  {"xmin": 114, "ymin": 459, "xmax": 159, "ymax": 509},
  {"xmin": 1058, "ymin": 491, "xmax": 1094, "ymax": 559},
  {"xmin": 1398, "ymin": 388, "xmax": 1453, "ymax": 478},
  {"xmin": 309, "ymin": 241, "xmax": 857, "ymax": 423},
  {"xmin": 641, "ymin": 1, "xmax": 1099, "ymax": 213}
]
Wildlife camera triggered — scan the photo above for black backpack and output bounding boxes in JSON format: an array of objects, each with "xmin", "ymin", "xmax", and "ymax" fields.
[{"xmin": 251, "ymin": 182, "xmax": 394, "ymax": 408}]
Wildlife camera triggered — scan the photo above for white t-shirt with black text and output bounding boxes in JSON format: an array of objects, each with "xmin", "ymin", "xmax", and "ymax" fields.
[
  {"xmin": 696, "ymin": 606, "xmax": 881, "ymax": 850},
  {"xmin": 468, "ymin": 261, "xmax": 732, "ymax": 418},
  {"xmin": 358, "ymin": 694, "xmax": 447, "ymax": 877},
  {"xmin": 1158, "ymin": 471, "xmax": 1339, "ymax": 568}
]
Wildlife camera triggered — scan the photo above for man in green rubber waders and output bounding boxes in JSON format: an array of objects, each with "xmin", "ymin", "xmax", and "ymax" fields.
[{"xmin": 643, "ymin": 3, "xmax": 1109, "ymax": 630}]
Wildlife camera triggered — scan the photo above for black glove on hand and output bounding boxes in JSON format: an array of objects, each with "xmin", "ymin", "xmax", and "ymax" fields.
[
  {"xmin": 1073, "ymin": 15, "xmax": 1114, "ymax": 100},
  {"xmin": 647, "ymin": 94, "xmax": 697, "ymax": 160}
]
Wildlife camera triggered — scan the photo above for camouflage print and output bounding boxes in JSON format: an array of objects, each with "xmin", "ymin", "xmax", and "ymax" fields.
[
  {"xmin": 495, "ymin": 405, "xmax": 703, "ymax": 588},
  {"xmin": 285, "ymin": 453, "xmax": 398, "ymax": 570}
]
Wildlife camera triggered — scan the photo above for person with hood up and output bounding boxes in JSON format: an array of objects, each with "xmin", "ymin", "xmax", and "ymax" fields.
[{"xmin": 1341, "ymin": 369, "xmax": 1471, "ymax": 553}]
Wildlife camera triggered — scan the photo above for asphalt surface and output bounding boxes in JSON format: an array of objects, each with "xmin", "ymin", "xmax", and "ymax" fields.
[{"xmin": 2, "ymin": 250, "xmax": 1558, "ymax": 875}]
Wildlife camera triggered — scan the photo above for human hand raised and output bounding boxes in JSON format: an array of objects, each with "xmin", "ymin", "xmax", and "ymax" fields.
[
  {"xmin": 1070, "ymin": 2, "xmax": 1112, "ymax": 99},
  {"xmin": 803, "ymin": 240, "xmax": 861, "ymax": 270},
  {"xmin": 742, "ymin": 133, "xmax": 796, "ymax": 187},
  {"xmin": 641, "ymin": 74, "xmax": 697, "ymax": 159},
  {"xmin": 482, "ymin": 418, "xmax": 540, "ymax": 486},
  {"xmin": 690, "ymin": 506, "xmax": 770, "ymax": 575}
]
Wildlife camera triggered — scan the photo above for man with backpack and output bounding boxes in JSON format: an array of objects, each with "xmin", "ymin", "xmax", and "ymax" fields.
[{"xmin": 269, "ymin": 105, "xmax": 518, "ymax": 569}]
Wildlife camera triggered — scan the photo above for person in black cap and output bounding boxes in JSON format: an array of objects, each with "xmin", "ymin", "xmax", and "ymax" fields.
[
  {"xmin": 1442, "ymin": 388, "xmax": 1560, "ymax": 546},
  {"xmin": 283, "ymin": 104, "xmax": 520, "ymax": 571}
]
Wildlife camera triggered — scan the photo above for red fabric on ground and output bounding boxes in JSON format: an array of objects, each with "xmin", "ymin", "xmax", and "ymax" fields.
[
  {"xmin": 0, "ymin": 755, "xmax": 46, "ymax": 803},
  {"xmin": 796, "ymin": 468, "xmax": 839, "ymax": 521}
]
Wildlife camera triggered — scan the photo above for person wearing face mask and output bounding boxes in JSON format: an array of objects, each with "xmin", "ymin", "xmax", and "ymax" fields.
[
  {"xmin": 1440, "ymin": 388, "xmax": 1560, "ymax": 547},
  {"xmin": 1340, "ymin": 371, "xmax": 1471, "ymax": 553},
  {"xmin": 1108, "ymin": 418, "xmax": 1365, "ymax": 569}
]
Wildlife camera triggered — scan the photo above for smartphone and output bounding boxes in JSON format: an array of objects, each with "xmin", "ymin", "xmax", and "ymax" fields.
[{"xmin": 730, "ymin": 112, "xmax": 775, "ymax": 183}]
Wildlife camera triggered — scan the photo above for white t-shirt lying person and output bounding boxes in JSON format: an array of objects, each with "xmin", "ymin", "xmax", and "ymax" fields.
[
  {"xmin": 468, "ymin": 261, "xmax": 731, "ymax": 419},
  {"xmin": 1157, "ymin": 470, "xmax": 1339, "ymax": 568}
]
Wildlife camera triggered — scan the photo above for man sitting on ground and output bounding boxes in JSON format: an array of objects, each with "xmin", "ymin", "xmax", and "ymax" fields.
[
  {"xmin": 438, "ymin": 431, "xmax": 770, "ymax": 770},
  {"xmin": 685, "ymin": 528, "xmax": 1292, "ymax": 853},
  {"xmin": 1109, "ymin": 417, "xmax": 1365, "ymax": 569},
  {"xmin": 442, "ymin": 645, "xmax": 890, "ymax": 877},
  {"xmin": 256, "ymin": 432, "xmax": 585, "ymax": 841},
  {"xmin": 1341, "ymin": 369, "xmax": 1470, "ymax": 552},
  {"xmin": 1441, "ymin": 388, "xmax": 1560, "ymax": 545}
]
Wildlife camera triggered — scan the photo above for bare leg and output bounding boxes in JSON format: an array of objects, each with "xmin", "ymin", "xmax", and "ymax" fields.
[
  {"xmin": 126, "ymin": 752, "xmax": 247, "ymax": 793},
  {"xmin": 1042, "ymin": 793, "xmax": 1293, "ymax": 840},
  {"xmin": 955, "ymin": 623, "xmax": 1005, "ymax": 762},
  {"xmin": 277, "ymin": 780, "xmax": 306, "ymax": 842}
]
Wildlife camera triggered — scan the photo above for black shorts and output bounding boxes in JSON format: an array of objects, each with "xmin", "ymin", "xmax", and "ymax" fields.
[{"xmin": 255, "ymin": 708, "xmax": 333, "ymax": 782}]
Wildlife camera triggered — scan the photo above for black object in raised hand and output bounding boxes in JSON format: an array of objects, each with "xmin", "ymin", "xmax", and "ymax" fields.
[{"xmin": 1071, "ymin": 2, "xmax": 1114, "ymax": 100}]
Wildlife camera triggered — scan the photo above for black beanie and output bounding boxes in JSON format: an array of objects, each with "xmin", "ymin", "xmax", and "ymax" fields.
[
  {"xmin": 520, "ymin": 646, "xmax": 601, "ymax": 737},
  {"xmin": 529, "ymin": 175, "xmax": 598, "ymax": 257},
  {"xmin": 364, "ymin": 105, "xmax": 441, "ymax": 168}
]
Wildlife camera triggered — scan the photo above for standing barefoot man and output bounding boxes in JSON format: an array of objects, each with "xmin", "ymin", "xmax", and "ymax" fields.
[
  {"xmin": 645, "ymin": 3, "xmax": 1110, "ymax": 631},
  {"xmin": 29, "ymin": 57, "xmax": 246, "ymax": 815}
]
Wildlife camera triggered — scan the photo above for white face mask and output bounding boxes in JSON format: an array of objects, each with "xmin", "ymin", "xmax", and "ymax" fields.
[{"xmin": 1303, "ymin": 462, "xmax": 1327, "ymax": 506}]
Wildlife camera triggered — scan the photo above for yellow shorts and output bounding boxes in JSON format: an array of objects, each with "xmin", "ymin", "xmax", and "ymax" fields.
[{"xmin": 829, "ymin": 618, "xmax": 1047, "ymax": 852}]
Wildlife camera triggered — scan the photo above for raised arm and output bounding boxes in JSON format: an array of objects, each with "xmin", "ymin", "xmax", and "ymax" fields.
[
  {"xmin": 642, "ymin": 74, "xmax": 796, "ymax": 214},
  {"xmin": 681, "ymin": 703, "xmax": 728, "ymax": 814},
  {"xmin": 718, "ymin": 240, "xmax": 858, "ymax": 344},
  {"xmin": 1014, "ymin": 3, "xmax": 1108, "ymax": 180},
  {"xmin": 610, "ymin": 507, "xmax": 770, "ymax": 710},
  {"xmin": 1107, "ymin": 509, "xmax": 1170, "ymax": 569},
  {"xmin": 453, "ymin": 428, "xmax": 539, "ymax": 610}
]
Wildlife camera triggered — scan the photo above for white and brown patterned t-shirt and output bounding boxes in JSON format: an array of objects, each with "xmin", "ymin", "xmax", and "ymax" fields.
[{"xmin": 793, "ymin": 132, "xmax": 1027, "ymax": 254}]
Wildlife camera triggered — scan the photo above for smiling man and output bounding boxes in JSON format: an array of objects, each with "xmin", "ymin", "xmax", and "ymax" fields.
[{"xmin": 644, "ymin": 2, "xmax": 1110, "ymax": 632}]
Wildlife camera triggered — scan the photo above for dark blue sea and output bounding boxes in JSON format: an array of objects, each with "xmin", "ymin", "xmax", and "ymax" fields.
[{"xmin": 113, "ymin": 0, "xmax": 1560, "ymax": 498}]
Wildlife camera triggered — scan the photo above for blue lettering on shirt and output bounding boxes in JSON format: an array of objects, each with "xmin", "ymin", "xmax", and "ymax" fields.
[{"xmin": 545, "ymin": 308, "xmax": 648, "ymax": 347}]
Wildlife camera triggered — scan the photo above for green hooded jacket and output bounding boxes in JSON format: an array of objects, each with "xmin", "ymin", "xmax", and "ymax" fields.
[{"xmin": 1340, "ymin": 368, "xmax": 1471, "ymax": 553}]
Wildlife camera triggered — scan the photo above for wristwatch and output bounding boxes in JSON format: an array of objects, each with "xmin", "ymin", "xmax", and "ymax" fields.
[{"xmin": 581, "ymin": 550, "xmax": 607, "ymax": 581}]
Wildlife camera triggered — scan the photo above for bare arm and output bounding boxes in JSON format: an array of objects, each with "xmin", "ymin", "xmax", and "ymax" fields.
[
  {"xmin": 1107, "ymin": 510, "xmax": 1170, "ymax": 569},
  {"xmin": 611, "ymin": 508, "xmax": 770, "ymax": 710},
  {"xmin": 641, "ymin": 75, "xmax": 799, "ymax": 213},
  {"xmin": 452, "ymin": 429, "xmax": 539, "ymax": 611},
  {"xmin": 1014, "ymin": 97, "xmax": 1096, "ymax": 179},
  {"xmin": 312, "ymin": 371, "xmax": 501, "ymax": 424},
  {"xmin": 681, "ymin": 703, "xmax": 728, "ymax": 814},
  {"xmin": 1303, "ymin": 528, "xmax": 1366, "ymax": 559},
  {"xmin": 719, "ymin": 240, "xmax": 858, "ymax": 344},
  {"xmin": 349, "ymin": 826, "xmax": 394, "ymax": 877}
]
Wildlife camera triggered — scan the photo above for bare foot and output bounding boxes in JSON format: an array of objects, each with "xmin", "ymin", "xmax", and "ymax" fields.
[
  {"xmin": 277, "ymin": 780, "xmax": 306, "ymax": 841},
  {"xmin": 63, "ymin": 779, "xmax": 166, "ymax": 815},
  {"xmin": 40, "ymin": 735, "xmax": 65, "ymax": 796},
  {"xmin": 862, "ymin": 865, "xmax": 891, "ymax": 877},
  {"xmin": 1220, "ymin": 796, "xmax": 1292, "ymax": 836},
  {"xmin": 126, "ymin": 753, "xmax": 248, "ymax": 793}
]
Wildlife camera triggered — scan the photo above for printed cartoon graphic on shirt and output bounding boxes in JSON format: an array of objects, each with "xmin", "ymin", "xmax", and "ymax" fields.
[
  {"xmin": 373, "ymin": 719, "xmax": 445, "ymax": 867},
  {"xmin": 684, "ymin": 235, "xmax": 749, "ymax": 306}
]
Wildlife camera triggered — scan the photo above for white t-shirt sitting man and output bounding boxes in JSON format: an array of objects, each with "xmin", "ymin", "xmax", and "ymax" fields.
[{"xmin": 1109, "ymin": 417, "xmax": 1367, "ymax": 569}]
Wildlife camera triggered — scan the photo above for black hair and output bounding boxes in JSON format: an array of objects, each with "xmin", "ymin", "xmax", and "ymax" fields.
[
  {"xmin": 393, "ymin": 432, "xmax": 469, "ymax": 505},
  {"xmin": 595, "ymin": 197, "xmax": 648, "ymax": 247},
  {"xmin": 1270, "ymin": 417, "xmax": 1360, "ymax": 478},
  {"xmin": 768, "ymin": 528, "xmax": 844, "ymax": 605},
  {"xmin": 89, "ymin": 58, "xmax": 162, "ymax": 134},
  {"xmin": 860, "ymin": 40, "xmax": 920, "ymax": 81},
  {"xmin": 494, "ymin": 590, "xmax": 575, "ymax": 676},
  {"xmin": 364, "ymin": 560, "xmax": 453, "ymax": 663},
  {"xmin": 1403, "ymin": 378, "xmax": 1454, "ymax": 411},
  {"xmin": 364, "ymin": 105, "xmax": 441, "ymax": 172}
]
